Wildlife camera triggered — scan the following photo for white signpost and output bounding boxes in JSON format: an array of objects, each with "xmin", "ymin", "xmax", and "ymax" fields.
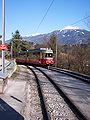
[{"xmin": 2, "ymin": 0, "xmax": 5, "ymax": 74}]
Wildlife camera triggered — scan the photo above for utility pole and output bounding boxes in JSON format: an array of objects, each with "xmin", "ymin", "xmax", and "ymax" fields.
[
  {"xmin": 2, "ymin": 0, "xmax": 5, "ymax": 74},
  {"xmin": 55, "ymin": 38, "xmax": 57, "ymax": 67},
  {"xmin": 11, "ymin": 41, "xmax": 13, "ymax": 59},
  {"xmin": 11, "ymin": 33, "xmax": 13, "ymax": 59}
]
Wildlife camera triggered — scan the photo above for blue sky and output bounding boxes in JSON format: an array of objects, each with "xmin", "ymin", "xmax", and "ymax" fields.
[{"xmin": 0, "ymin": 0, "xmax": 90, "ymax": 40}]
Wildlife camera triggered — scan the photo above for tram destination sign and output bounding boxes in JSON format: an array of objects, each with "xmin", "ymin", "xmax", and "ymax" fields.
[{"xmin": 0, "ymin": 44, "xmax": 8, "ymax": 50}]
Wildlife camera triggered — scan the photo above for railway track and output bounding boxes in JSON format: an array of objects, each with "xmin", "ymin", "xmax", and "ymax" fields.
[
  {"xmin": 27, "ymin": 66, "xmax": 50, "ymax": 120},
  {"xmin": 49, "ymin": 67, "xmax": 90, "ymax": 84},
  {"xmin": 27, "ymin": 65, "xmax": 90, "ymax": 120}
]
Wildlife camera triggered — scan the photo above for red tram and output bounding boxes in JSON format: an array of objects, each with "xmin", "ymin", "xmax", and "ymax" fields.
[{"xmin": 16, "ymin": 48, "xmax": 54, "ymax": 66}]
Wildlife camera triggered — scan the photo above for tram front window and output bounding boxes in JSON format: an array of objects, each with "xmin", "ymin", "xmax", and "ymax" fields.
[{"xmin": 45, "ymin": 53, "xmax": 53, "ymax": 57}]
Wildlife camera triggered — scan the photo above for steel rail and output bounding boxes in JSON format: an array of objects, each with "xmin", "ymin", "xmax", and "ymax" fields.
[
  {"xmin": 27, "ymin": 66, "xmax": 50, "ymax": 120},
  {"xmin": 49, "ymin": 67, "xmax": 90, "ymax": 84}
]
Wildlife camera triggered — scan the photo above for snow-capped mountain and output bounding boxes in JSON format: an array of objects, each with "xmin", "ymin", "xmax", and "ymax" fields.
[
  {"xmin": 61, "ymin": 26, "xmax": 80, "ymax": 31},
  {"xmin": 23, "ymin": 26, "xmax": 90, "ymax": 45}
]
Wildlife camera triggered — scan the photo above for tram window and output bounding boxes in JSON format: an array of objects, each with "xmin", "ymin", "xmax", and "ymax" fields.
[
  {"xmin": 42, "ymin": 53, "xmax": 45, "ymax": 58},
  {"xmin": 29, "ymin": 52, "xmax": 40, "ymax": 59}
]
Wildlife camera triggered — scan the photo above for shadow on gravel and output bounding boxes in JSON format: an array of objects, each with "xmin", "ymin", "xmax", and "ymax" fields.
[{"xmin": 0, "ymin": 98, "xmax": 24, "ymax": 120}]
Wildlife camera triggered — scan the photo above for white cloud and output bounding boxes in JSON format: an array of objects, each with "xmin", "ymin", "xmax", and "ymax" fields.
[{"xmin": 31, "ymin": 33, "xmax": 42, "ymax": 36}]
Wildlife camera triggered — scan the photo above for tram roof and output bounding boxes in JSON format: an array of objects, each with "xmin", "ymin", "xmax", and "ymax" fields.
[
  {"xmin": 19, "ymin": 48, "xmax": 53, "ymax": 54},
  {"xmin": 28, "ymin": 48, "xmax": 53, "ymax": 53}
]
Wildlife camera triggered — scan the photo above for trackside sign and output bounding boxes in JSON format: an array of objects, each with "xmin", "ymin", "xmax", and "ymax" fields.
[{"xmin": 0, "ymin": 44, "xmax": 8, "ymax": 50}]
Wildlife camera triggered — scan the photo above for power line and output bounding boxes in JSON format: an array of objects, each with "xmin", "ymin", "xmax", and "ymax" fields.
[
  {"xmin": 35, "ymin": 0, "xmax": 55, "ymax": 33},
  {"xmin": 71, "ymin": 15, "xmax": 90, "ymax": 25}
]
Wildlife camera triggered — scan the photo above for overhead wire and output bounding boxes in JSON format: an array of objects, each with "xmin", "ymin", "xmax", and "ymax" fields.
[
  {"xmin": 33, "ymin": 0, "xmax": 90, "ymax": 44},
  {"xmin": 35, "ymin": 0, "xmax": 55, "ymax": 33},
  {"xmin": 35, "ymin": 0, "xmax": 90, "ymax": 34},
  {"xmin": 71, "ymin": 15, "xmax": 90, "ymax": 25}
]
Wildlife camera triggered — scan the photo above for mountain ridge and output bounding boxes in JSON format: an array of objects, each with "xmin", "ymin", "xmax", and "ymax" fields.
[{"xmin": 23, "ymin": 27, "xmax": 90, "ymax": 45}]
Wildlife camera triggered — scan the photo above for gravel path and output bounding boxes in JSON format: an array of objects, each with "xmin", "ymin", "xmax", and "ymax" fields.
[
  {"xmin": 1, "ymin": 65, "xmax": 43, "ymax": 120},
  {"xmin": 22, "ymin": 66, "xmax": 43, "ymax": 120}
]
